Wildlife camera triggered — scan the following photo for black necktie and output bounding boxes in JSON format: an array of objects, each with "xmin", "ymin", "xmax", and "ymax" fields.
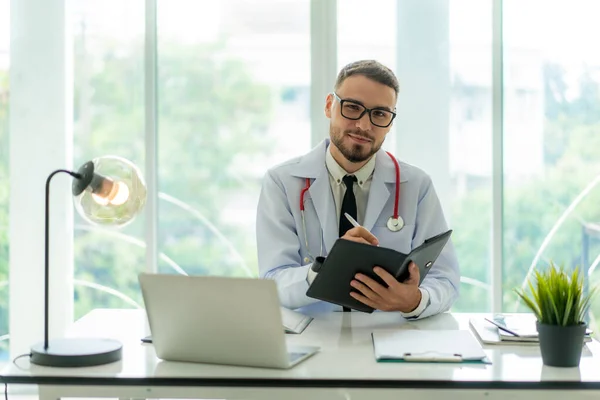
[
  {"xmin": 339, "ymin": 175, "xmax": 357, "ymax": 313},
  {"xmin": 339, "ymin": 175, "xmax": 358, "ymax": 237}
]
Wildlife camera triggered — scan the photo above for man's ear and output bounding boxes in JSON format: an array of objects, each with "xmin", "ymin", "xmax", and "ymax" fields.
[{"xmin": 324, "ymin": 93, "xmax": 333, "ymax": 119}]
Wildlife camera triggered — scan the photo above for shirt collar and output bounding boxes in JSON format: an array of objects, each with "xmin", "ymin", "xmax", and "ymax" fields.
[{"xmin": 325, "ymin": 145, "xmax": 377, "ymax": 188}]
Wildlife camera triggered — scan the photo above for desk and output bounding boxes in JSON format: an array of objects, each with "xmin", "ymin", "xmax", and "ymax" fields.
[{"xmin": 2, "ymin": 309, "xmax": 600, "ymax": 400}]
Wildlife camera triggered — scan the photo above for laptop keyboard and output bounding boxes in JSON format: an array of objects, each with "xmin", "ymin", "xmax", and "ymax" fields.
[{"xmin": 288, "ymin": 352, "xmax": 306, "ymax": 363}]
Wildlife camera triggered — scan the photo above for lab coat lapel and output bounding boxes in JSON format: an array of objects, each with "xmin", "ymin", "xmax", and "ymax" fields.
[
  {"xmin": 363, "ymin": 173, "xmax": 392, "ymax": 233},
  {"xmin": 290, "ymin": 139, "xmax": 339, "ymax": 253},
  {"xmin": 309, "ymin": 170, "xmax": 338, "ymax": 253},
  {"xmin": 363, "ymin": 152, "xmax": 393, "ymax": 232}
]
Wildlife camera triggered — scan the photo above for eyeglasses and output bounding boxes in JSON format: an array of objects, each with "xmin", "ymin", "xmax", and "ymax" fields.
[{"xmin": 332, "ymin": 92, "xmax": 396, "ymax": 128}]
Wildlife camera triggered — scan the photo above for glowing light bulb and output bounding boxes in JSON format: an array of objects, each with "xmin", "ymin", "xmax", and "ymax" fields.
[
  {"xmin": 90, "ymin": 178, "xmax": 129, "ymax": 206},
  {"xmin": 91, "ymin": 193, "xmax": 109, "ymax": 206},
  {"xmin": 108, "ymin": 181, "xmax": 129, "ymax": 205}
]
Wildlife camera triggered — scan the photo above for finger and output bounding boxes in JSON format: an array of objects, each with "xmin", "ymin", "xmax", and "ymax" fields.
[
  {"xmin": 341, "ymin": 236, "xmax": 372, "ymax": 245},
  {"xmin": 350, "ymin": 278, "xmax": 381, "ymax": 301},
  {"xmin": 354, "ymin": 273, "xmax": 388, "ymax": 297},
  {"xmin": 349, "ymin": 291, "xmax": 379, "ymax": 309},
  {"xmin": 344, "ymin": 227, "xmax": 379, "ymax": 246},
  {"xmin": 404, "ymin": 262, "xmax": 421, "ymax": 286},
  {"xmin": 373, "ymin": 266, "xmax": 399, "ymax": 288}
]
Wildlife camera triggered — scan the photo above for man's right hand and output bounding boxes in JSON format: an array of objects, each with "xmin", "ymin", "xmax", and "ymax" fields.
[{"xmin": 341, "ymin": 226, "xmax": 379, "ymax": 246}]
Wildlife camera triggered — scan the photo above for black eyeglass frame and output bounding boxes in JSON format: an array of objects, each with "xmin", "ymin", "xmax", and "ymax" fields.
[{"xmin": 332, "ymin": 92, "xmax": 397, "ymax": 128}]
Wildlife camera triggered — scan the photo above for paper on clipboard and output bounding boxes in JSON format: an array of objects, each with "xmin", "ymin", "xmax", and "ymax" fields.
[{"xmin": 372, "ymin": 329, "xmax": 488, "ymax": 363}]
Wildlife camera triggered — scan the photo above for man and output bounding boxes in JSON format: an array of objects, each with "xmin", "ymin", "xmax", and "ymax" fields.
[{"xmin": 256, "ymin": 60, "xmax": 459, "ymax": 319}]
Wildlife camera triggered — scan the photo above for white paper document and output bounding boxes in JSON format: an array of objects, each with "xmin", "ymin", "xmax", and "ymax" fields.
[
  {"xmin": 280, "ymin": 307, "xmax": 313, "ymax": 334},
  {"xmin": 372, "ymin": 329, "xmax": 487, "ymax": 362}
]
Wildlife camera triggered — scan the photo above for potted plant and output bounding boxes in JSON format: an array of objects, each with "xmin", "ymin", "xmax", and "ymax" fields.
[{"xmin": 514, "ymin": 262, "xmax": 596, "ymax": 367}]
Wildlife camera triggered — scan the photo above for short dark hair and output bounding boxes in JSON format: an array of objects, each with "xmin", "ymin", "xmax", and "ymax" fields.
[{"xmin": 334, "ymin": 60, "xmax": 399, "ymax": 96}]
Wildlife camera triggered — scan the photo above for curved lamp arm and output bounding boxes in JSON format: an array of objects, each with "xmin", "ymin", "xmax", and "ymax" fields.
[{"xmin": 44, "ymin": 169, "xmax": 81, "ymax": 350}]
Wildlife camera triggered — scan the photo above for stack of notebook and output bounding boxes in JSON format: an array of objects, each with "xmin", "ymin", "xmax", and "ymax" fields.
[{"xmin": 469, "ymin": 314, "xmax": 593, "ymax": 345}]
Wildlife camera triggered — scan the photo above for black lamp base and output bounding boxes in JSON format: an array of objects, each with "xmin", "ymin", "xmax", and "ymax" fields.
[{"xmin": 30, "ymin": 338, "xmax": 122, "ymax": 367}]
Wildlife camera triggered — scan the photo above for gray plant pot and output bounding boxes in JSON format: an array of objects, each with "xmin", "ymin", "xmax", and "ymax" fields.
[{"xmin": 536, "ymin": 321, "xmax": 586, "ymax": 367}]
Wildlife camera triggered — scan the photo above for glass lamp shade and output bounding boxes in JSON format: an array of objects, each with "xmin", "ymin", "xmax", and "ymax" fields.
[{"xmin": 72, "ymin": 156, "xmax": 146, "ymax": 228}]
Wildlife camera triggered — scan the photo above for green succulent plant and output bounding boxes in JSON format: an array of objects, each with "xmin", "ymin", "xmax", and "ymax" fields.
[{"xmin": 515, "ymin": 262, "xmax": 596, "ymax": 326}]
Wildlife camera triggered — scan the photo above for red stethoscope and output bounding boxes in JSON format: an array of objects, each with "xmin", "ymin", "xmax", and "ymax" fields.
[{"xmin": 299, "ymin": 151, "xmax": 404, "ymax": 262}]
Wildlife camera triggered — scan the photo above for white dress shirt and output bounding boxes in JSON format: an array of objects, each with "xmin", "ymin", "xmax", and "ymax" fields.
[
  {"xmin": 325, "ymin": 146, "xmax": 375, "ymax": 227},
  {"xmin": 307, "ymin": 146, "xmax": 430, "ymax": 318}
]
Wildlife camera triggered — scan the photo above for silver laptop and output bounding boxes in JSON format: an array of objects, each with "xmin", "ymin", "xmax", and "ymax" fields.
[{"xmin": 138, "ymin": 273, "xmax": 319, "ymax": 369}]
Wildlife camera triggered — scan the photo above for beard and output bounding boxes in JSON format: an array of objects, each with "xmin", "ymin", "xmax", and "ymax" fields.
[{"xmin": 330, "ymin": 125, "xmax": 382, "ymax": 163}]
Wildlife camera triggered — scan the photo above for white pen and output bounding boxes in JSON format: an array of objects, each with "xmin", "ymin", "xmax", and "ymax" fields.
[
  {"xmin": 344, "ymin": 212, "xmax": 362, "ymax": 229},
  {"xmin": 344, "ymin": 212, "xmax": 378, "ymax": 245}
]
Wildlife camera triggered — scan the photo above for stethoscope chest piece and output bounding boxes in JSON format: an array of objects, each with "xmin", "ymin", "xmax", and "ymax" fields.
[{"xmin": 387, "ymin": 216, "xmax": 404, "ymax": 232}]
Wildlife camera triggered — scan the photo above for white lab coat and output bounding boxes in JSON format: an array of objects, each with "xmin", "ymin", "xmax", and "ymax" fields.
[{"xmin": 256, "ymin": 139, "xmax": 460, "ymax": 319}]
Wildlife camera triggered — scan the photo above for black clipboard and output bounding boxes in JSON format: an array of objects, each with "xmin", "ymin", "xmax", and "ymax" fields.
[{"xmin": 305, "ymin": 229, "xmax": 452, "ymax": 313}]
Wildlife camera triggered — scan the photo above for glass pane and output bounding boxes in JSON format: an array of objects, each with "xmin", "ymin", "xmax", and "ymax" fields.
[
  {"xmin": 72, "ymin": 0, "xmax": 146, "ymax": 319},
  {"xmin": 157, "ymin": 0, "xmax": 311, "ymax": 277},
  {"xmin": 448, "ymin": 0, "xmax": 493, "ymax": 311},
  {"xmin": 0, "ymin": 0, "xmax": 9, "ymax": 362},
  {"xmin": 337, "ymin": 0, "xmax": 398, "ymax": 145},
  {"xmin": 337, "ymin": 0, "xmax": 397, "ymax": 70},
  {"xmin": 338, "ymin": 0, "xmax": 493, "ymax": 311},
  {"xmin": 503, "ymin": 0, "xmax": 600, "ymax": 319}
]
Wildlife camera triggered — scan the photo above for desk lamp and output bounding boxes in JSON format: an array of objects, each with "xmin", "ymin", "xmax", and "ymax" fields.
[{"xmin": 30, "ymin": 156, "xmax": 146, "ymax": 367}]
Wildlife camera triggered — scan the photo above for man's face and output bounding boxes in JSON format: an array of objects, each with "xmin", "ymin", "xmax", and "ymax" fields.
[{"xmin": 325, "ymin": 75, "xmax": 396, "ymax": 163}]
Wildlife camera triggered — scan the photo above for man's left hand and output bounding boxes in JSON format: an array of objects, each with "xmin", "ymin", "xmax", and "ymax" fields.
[{"xmin": 349, "ymin": 262, "xmax": 421, "ymax": 313}]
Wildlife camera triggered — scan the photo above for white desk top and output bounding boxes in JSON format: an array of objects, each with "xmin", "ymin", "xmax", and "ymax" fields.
[{"xmin": 3, "ymin": 309, "xmax": 600, "ymax": 389}]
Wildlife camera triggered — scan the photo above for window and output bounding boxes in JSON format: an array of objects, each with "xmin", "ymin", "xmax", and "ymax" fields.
[
  {"xmin": 0, "ymin": 0, "xmax": 9, "ymax": 362},
  {"xmin": 337, "ymin": 0, "xmax": 396, "ymax": 70},
  {"xmin": 503, "ymin": 0, "xmax": 600, "ymax": 316},
  {"xmin": 156, "ymin": 0, "xmax": 311, "ymax": 278},
  {"xmin": 338, "ymin": 0, "xmax": 493, "ymax": 311},
  {"xmin": 72, "ymin": 0, "xmax": 147, "ymax": 318},
  {"xmin": 447, "ymin": 0, "xmax": 493, "ymax": 311},
  {"xmin": 70, "ymin": 0, "xmax": 312, "ymax": 318},
  {"xmin": 8, "ymin": 2, "xmax": 600, "ymax": 358}
]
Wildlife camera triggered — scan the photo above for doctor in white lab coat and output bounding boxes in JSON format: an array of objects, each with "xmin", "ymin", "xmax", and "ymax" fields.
[{"xmin": 256, "ymin": 60, "xmax": 460, "ymax": 319}]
